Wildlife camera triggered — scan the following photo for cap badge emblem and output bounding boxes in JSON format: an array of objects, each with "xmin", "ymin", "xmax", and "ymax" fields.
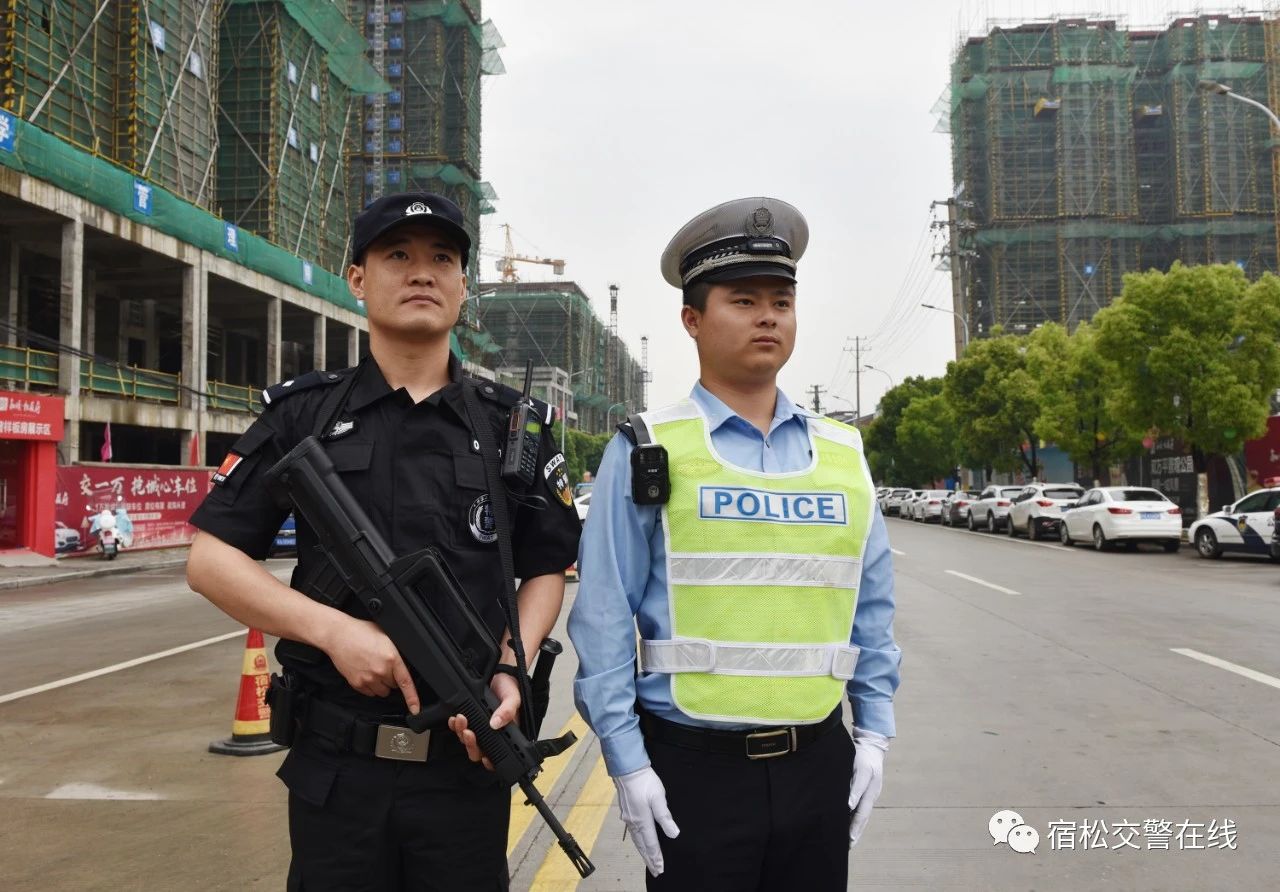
[
  {"xmin": 748, "ymin": 207, "xmax": 774, "ymax": 236},
  {"xmin": 404, "ymin": 201, "xmax": 431, "ymax": 216}
]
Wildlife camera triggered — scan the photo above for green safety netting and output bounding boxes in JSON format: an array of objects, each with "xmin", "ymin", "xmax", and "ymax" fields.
[
  {"xmin": 0, "ymin": 110, "xmax": 364, "ymax": 316},
  {"xmin": 974, "ymin": 218, "xmax": 1273, "ymax": 247},
  {"xmin": 231, "ymin": 0, "xmax": 390, "ymax": 93},
  {"xmin": 406, "ymin": 2, "xmax": 506, "ymax": 74}
]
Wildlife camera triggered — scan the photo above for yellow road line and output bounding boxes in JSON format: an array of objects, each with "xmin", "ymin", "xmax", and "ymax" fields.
[
  {"xmin": 508, "ymin": 712, "xmax": 589, "ymax": 856},
  {"xmin": 528, "ymin": 753, "xmax": 616, "ymax": 891}
]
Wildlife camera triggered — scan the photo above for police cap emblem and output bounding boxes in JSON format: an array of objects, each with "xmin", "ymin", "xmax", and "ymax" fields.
[
  {"xmin": 748, "ymin": 207, "xmax": 774, "ymax": 236},
  {"xmin": 404, "ymin": 201, "xmax": 431, "ymax": 216}
]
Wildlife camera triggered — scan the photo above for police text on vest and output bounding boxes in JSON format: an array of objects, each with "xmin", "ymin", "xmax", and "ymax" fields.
[{"xmin": 698, "ymin": 486, "xmax": 848, "ymax": 525}]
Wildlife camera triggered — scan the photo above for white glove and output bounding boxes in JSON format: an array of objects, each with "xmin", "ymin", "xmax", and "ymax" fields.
[
  {"xmin": 613, "ymin": 766, "xmax": 681, "ymax": 877},
  {"xmin": 848, "ymin": 727, "xmax": 888, "ymax": 848}
]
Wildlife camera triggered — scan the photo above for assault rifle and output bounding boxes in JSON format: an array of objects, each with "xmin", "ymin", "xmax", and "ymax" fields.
[{"xmin": 264, "ymin": 436, "xmax": 595, "ymax": 878}]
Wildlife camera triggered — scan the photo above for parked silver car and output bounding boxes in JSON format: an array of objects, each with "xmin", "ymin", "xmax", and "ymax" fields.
[
  {"xmin": 884, "ymin": 488, "xmax": 913, "ymax": 517},
  {"xmin": 941, "ymin": 490, "xmax": 982, "ymax": 526}
]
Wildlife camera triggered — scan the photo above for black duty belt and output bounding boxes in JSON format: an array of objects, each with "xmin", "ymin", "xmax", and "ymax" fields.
[
  {"xmin": 640, "ymin": 708, "xmax": 843, "ymax": 761},
  {"xmin": 301, "ymin": 695, "xmax": 457, "ymax": 763}
]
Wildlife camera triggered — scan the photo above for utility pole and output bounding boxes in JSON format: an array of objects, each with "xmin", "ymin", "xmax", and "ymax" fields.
[
  {"xmin": 931, "ymin": 195, "xmax": 976, "ymax": 359},
  {"xmin": 810, "ymin": 384, "xmax": 825, "ymax": 415},
  {"xmin": 851, "ymin": 336, "xmax": 868, "ymax": 420}
]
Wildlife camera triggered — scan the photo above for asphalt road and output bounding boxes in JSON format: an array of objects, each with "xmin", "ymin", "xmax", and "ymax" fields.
[{"xmin": 0, "ymin": 524, "xmax": 1277, "ymax": 890}]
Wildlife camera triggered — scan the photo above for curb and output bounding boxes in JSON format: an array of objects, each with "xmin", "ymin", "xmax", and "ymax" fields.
[{"xmin": 0, "ymin": 557, "xmax": 191, "ymax": 592}]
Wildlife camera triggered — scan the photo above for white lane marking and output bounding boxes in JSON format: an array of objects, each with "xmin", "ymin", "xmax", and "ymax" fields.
[
  {"xmin": 0, "ymin": 629, "xmax": 246, "ymax": 705},
  {"xmin": 1171, "ymin": 648, "xmax": 1280, "ymax": 692},
  {"xmin": 891, "ymin": 548, "xmax": 906, "ymax": 556},
  {"xmin": 46, "ymin": 783, "xmax": 164, "ymax": 801},
  {"xmin": 945, "ymin": 569, "xmax": 1021, "ymax": 596}
]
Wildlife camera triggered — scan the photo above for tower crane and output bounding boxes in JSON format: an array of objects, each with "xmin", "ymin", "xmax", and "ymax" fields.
[{"xmin": 494, "ymin": 224, "xmax": 567, "ymax": 282}]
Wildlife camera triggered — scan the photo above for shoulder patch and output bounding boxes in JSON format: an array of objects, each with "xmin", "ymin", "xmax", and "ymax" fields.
[
  {"xmin": 260, "ymin": 369, "xmax": 345, "ymax": 407},
  {"xmin": 466, "ymin": 375, "xmax": 554, "ymax": 424}
]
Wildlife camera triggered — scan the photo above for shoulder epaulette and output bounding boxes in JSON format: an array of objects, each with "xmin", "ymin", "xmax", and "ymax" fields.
[
  {"xmin": 260, "ymin": 369, "xmax": 346, "ymax": 407},
  {"xmin": 467, "ymin": 375, "xmax": 556, "ymax": 425},
  {"xmin": 616, "ymin": 420, "xmax": 638, "ymax": 445}
]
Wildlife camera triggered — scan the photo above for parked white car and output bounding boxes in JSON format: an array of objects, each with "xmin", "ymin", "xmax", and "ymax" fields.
[
  {"xmin": 884, "ymin": 488, "xmax": 913, "ymax": 517},
  {"xmin": 1006, "ymin": 483, "xmax": 1086, "ymax": 540},
  {"xmin": 574, "ymin": 491, "xmax": 592, "ymax": 523},
  {"xmin": 903, "ymin": 490, "xmax": 928, "ymax": 520},
  {"xmin": 911, "ymin": 489, "xmax": 953, "ymax": 523},
  {"xmin": 1187, "ymin": 486, "xmax": 1280, "ymax": 560},
  {"xmin": 967, "ymin": 485, "xmax": 1025, "ymax": 532},
  {"xmin": 1059, "ymin": 486, "xmax": 1182, "ymax": 551}
]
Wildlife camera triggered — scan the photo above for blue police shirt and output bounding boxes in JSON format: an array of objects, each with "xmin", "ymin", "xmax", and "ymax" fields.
[{"xmin": 568, "ymin": 383, "xmax": 902, "ymax": 777}]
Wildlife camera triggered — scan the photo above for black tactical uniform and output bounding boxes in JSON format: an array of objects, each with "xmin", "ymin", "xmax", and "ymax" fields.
[{"xmin": 190, "ymin": 350, "xmax": 580, "ymax": 891}]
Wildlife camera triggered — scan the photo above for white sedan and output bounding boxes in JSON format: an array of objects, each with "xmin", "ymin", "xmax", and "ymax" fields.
[
  {"xmin": 912, "ymin": 489, "xmax": 953, "ymax": 523},
  {"xmin": 1059, "ymin": 486, "xmax": 1182, "ymax": 552},
  {"xmin": 1187, "ymin": 487, "xmax": 1280, "ymax": 560}
]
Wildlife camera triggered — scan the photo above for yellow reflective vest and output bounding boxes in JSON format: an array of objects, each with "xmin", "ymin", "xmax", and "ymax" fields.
[{"xmin": 635, "ymin": 400, "xmax": 876, "ymax": 725}]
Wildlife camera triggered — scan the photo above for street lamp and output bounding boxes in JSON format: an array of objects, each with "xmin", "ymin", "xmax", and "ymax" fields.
[
  {"xmin": 863, "ymin": 364, "xmax": 895, "ymax": 389},
  {"xmin": 1199, "ymin": 79, "xmax": 1280, "ymax": 131},
  {"xmin": 921, "ymin": 302, "xmax": 970, "ymax": 349}
]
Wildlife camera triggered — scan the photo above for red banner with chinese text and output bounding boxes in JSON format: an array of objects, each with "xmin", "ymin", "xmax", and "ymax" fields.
[{"xmin": 55, "ymin": 465, "xmax": 213, "ymax": 556}]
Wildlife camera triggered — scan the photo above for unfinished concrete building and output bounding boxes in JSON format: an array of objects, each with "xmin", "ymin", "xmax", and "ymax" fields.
[
  {"xmin": 947, "ymin": 14, "xmax": 1280, "ymax": 342},
  {"xmin": 476, "ymin": 282, "xmax": 646, "ymax": 434}
]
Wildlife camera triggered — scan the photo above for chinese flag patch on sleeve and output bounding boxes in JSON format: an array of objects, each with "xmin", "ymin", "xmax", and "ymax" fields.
[{"xmin": 212, "ymin": 452, "xmax": 245, "ymax": 486}]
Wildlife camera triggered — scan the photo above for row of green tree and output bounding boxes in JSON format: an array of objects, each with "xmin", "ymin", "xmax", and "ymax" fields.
[
  {"xmin": 552, "ymin": 424, "xmax": 612, "ymax": 484},
  {"xmin": 865, "ymin": 263, "xmax": 1280, "ymax": 492}
]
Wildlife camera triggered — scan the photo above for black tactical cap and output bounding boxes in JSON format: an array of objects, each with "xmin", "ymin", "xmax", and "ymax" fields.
[{"xmin": 350, "ymin": 192, "xmax": 471, "ymax": 268}]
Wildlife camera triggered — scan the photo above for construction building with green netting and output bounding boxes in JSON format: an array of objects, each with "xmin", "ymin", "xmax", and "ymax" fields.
[
  {"xmin": 476, "ymin": 282, "xmax": 647, "ymax": 435},
  {"xmin": 0, "ymin": 1, "xmax": 407, "ymax": 557},
  {"xmin": 346, "ymin": 1, "xmax": 500, "ymax": 263},
  {"xmin": 947, "ymin": 13, "xmax": 1280, "ymax": 348}
]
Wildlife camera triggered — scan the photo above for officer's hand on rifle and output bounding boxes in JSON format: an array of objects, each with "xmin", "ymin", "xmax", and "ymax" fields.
[
  {"xmin": 323, "ymin": 616, "xmax": 421, "ymax": 713},
  {"xmin": 448, "ymin": 671, "xmax": 521, "ymax": 770}
]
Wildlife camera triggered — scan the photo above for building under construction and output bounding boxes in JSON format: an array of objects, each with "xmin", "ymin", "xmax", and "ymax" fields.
[
  {"xmin": 346, "ymin": 0, "xmax": 501, "ymax": 269},
  {"xmin": 948, "ymin": 13, "xmax": 1280, "ymax": 345},
  {"xmin": 476, "ymin": 281, "xmax": 646, "ymax": 434}
]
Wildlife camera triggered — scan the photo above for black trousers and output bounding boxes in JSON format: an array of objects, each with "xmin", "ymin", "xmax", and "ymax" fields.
[
  {"xmin": 277, "ymin": 734, "xmax": 510, "ymax": 891},
  {"xmin": 645, "ymin": 719, "xmax": 854, "ymax": 892}
]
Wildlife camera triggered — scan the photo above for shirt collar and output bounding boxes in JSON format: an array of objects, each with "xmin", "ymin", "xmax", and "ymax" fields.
[
  {"xmin": 347, "ymin": 351, "xmax": 462, "ymax": 412},
  {"xmin": 689, "ymin": 381, "xmax": 813, "ymax": 435}
]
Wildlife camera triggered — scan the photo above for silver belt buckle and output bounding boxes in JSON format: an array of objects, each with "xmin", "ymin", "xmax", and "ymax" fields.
[
  {"xmin": 745, "ymin": 727, "xmax": 796, "ymax": 760},
  {"xmin": 375, "ymin": 724, "xmax": 430, "ymax": 762}
]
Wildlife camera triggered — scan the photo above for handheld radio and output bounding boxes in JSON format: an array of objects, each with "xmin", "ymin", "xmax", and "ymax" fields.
[{"xmin": 501, "ymin": 360, "xmax": 541, "ymax": 486}]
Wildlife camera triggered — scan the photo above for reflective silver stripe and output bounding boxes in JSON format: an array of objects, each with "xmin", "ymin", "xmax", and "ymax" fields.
[
  {"xmin": 668, "ymin": 553, "xmax": 860, "ymax": 589},
  {"xmin": 640, "ymin": 639, "xmax": 860, "ymax": 680}
]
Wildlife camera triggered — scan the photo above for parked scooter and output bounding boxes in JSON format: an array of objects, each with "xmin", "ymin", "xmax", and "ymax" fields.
[{"xmin": 98, "ymin": 527, "xmax": 118, "ymax": 560}]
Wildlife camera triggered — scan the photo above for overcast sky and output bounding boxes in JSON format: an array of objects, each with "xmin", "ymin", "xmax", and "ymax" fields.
[{"xmin": 478, "ymin": 1, "xmax": 1205, "ymax": 411}]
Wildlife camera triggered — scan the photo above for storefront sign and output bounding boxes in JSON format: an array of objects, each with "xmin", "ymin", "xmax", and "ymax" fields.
[
  {"xmin": 55, "ymin": 465, "xmax": 213, "ymax": 555},
  {"xmin": 0, "ymin": 391, "xmax": 64, "ymax": 441}
]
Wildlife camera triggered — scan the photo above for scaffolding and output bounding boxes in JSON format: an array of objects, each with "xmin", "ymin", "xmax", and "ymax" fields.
[
  {"xmin": 217, "ymin": 1, "xmax": 368, "ymax": 272},
  {"xmin": 476, "ymin": 282, "xmax": 646, "ymax": 434},
  {"xmin": 347, "ymin": 0, "xmax": 502, "ymax": 270},
  {"xmin": 1, "ymin": 1, "xmax": 219, "ymax": 208},
  {"xmin": 950, "ymin": 14, "xmax": 1280, "ymax": 338}
]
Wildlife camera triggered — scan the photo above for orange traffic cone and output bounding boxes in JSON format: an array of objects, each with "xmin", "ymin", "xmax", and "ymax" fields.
[{"xmin": 209, "ymin": 628, "xmax": 285, "ymax": 756}]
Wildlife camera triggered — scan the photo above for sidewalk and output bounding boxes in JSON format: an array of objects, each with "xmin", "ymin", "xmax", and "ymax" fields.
[{"xmin": 0, "ymin": 546, "xmax": 192, "ymax": 592}]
